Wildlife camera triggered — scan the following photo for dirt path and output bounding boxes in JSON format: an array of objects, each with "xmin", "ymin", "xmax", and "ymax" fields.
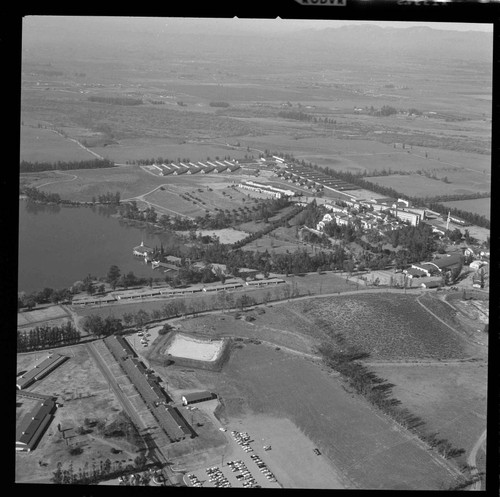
[
  {"xmin": 467, "ymin": 428, "xmax": 486, "ymax": 490},
  {"xmin": 36, "ymin": 170, "xmax": 78, "ymax": 189},
  {"xmin": 121, "ymin": 183, "xmax": 196, "ymax": 219},
  {"xmin": 416, "ymin": 295, "xmax": 485, "ymax": 347}
]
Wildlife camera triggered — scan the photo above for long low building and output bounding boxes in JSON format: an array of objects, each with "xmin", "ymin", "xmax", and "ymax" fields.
[
  {"xmin": 104, "ymin": 335, "xmax": 136, "ymax": 361},
  {"xmin": 16, "ymin": 398, "xmax": 57, "ymax": 452},
  {"xmin": 104, "ymin": 335, "xmax": 193, "ymax": 442},
  {"xmin": 17, "ymin": 354, "xmax": 68, "ymax": 390},
  {"xmin": 246, "ymin": 278, "xmax": 285, "ymax": 287},
  {"xmin": 182, "ymin": 391, "xmax": 215, "ymax": 406}
]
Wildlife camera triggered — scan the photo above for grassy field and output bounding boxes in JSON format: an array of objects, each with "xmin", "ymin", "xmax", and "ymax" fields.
[
  {"xmin": 191, "ymin": 343, "xmax": 461, "ymax": 489},
  {"xmin": 294, "ymin": 293, "xmax": 475, "ymax": 360},
  {"xmin": 93, "ymin": 137, "xmax": 250, "ymax": 164},
  {"xmin": 33, "ymin": 165, "xmax": 160, "ymax": 201},
  {"xmin": 19, "ymin": 125, "xmax": 95, "ymax": 163},
  {"xmin": 364, "ymin": 173, "xmax": 490, "ymax": 197},
  {"xmin": 369, "ymin": 360, "xmax": 487, "ymax": 475},
  {"xmin": 440, "ymin": 197, "xmax": 490, "ymax": 220},
  {"xmin": 17, "ymin": 305, "xmax": 70, "ymax": 326}
]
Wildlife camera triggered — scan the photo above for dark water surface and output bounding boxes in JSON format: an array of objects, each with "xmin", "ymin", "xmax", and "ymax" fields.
[{"xmin": 18, "ymin": 200, "xmax": 175, "ymax": 293}]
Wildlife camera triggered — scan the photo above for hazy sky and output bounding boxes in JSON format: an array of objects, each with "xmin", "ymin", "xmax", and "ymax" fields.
[
  {"xmin": 25, "ymin": 16, "xmax": 493, "ymax": 34},
  {"xmin": 226, "ymin": 18, "xmax": 494, "ymax": 32}
]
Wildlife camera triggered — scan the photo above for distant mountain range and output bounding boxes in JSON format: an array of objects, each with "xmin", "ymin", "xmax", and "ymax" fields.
[{"xmin": 22, "ymin": 17, "xmax": 493, "ymax": 69}]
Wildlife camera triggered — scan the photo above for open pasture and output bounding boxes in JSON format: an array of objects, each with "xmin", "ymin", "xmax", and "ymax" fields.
[
  {"xmin": 145, "ymin": 80, "xmax": 314, "ymax": 103},
  {"xmin": 20, "ymin": 125, "xmax": 95, "ymax": 163},
  {"xmin": 369, "ymin": 360, "xmax": 487, "ymax": 473},
  {"xmin": 200, "ymin": 344, "xmax": 461, "ymax": 490},
  {"xmin": 93, "ymin": 137, "xmax": 250, "ymax": 164},
  {"xmin": 365, "ymin": 173, "xmax": 489, "ymax": 198},
  {"xmin": 17, "ymin": 305, "xmax": 70, "ymax": 327},
  {"xmin": 441, "ymin": 197, "xmax": 490, "ymax": 220},
  {"xmin": 36, "ymin": 165, "xmax": 161, "ymax": 201},
  {"xmin": 295, "ymin": 293, "xmax": 471, "ymax": 360}
]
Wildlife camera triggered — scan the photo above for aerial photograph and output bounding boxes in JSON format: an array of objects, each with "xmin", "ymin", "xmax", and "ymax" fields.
[{"xmin": 17, "ymin": 15, "xmax": 491, "ymax": 490}]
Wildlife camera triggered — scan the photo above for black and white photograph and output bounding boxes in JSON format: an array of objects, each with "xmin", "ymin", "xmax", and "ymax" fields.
[{"xmin": 16, "ymin": 11, "xmax": 493, "ymax": 491}]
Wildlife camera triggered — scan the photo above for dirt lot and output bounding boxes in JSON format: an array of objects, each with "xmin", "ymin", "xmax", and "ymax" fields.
[
  {"xmin": 16, "ymin": 344, "xmax": 142, "ymax": 484},
  {"xmin": 186, "ymin": 411, "xmax": 344, "ymax": 489}
]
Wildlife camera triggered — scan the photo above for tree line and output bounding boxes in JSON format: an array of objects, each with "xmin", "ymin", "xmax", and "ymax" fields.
[
  {"xmin": 315, "ymin": 323, "xmax": 467, "ymax": 462},
  {"xmin": 20, "ymin": 158, "xmax": 115, "ymax": 173},
  {"xmin": 209, "ymin": 101, "xmax": 230, "ymax": 107},
  {"xmin": 17, "ymin": 322, "xmax": 81, "ymax": 352},
  {"xmin": 88, "ymin": 96, "xmax": 143, "ymax": 106}
]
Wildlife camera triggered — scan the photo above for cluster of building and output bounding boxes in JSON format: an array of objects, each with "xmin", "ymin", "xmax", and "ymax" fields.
[
  {"xmin": 237, "ymin": 180, "xmax": 296, "ymax": 199},
  {"xmin": 104, "ymin": 335, "xmax": 195, "ymax": 442},
  {"xmin": 149, "ymin": 159, "xmax": 240, "ymax": 176},
  {"xmin": 272, "ymin": 163, "xmax": 359, "ymax": 196},
  {"xmin": 315, "ymin": 196, "xmax": 427, "ymax": 233}
]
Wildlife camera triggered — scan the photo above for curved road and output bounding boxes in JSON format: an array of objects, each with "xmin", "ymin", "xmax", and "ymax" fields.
[{"xmin": 467, "ymin": 429, "xmax": 486, "ymax": 490}]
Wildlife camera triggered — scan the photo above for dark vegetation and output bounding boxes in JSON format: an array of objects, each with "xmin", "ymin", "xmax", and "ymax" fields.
[
  {"xmin": 315, "ymin": 321, "xmax": 467, "ymax": 461},
  {"xmin": 52, "ymin": 412, "xmax": 156, "ymax": 485},
  {"xmin": 17, "ymin": 322, "xmax": 81, "ymax": 352},
  {"xmin": 209, "ymin": 101, "xmax": 230, "ymax": 108},
  {"xmin": 20, "ymin": 158, "xmax": 115, "ymax": 173},
  {"xmin": 88, "ymin": 96, "xmax": 143, "ymax": 106}
]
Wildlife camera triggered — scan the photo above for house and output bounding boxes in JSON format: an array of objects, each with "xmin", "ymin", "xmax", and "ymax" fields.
[
  {"xmin": 469, "ymin": 260, "xmax": 486, "ymax": 270},
  {"xmin": 133, "ymin": 241, "xmax": 154, "ymax": 257},
  {"xmin": 181, "ymin": 391, "xmax": 215, "ymax": 406}
]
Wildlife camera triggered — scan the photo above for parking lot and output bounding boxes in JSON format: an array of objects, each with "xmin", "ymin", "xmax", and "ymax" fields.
[{"xmin": 184, "ymin": 429, "xmax": 281, "ymax": 489}]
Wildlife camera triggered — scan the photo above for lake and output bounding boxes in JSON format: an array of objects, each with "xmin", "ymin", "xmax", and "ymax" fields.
[{"xmin": 18, "ymin": 200, "xmax": 178, "ymax": 294}]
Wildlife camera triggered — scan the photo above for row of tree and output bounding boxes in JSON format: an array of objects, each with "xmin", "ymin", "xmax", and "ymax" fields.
[
  {"xmin": 88, "ymin": 96, "xmax": 143, "ymax": 106},
  {"xmin": 316, "ymin": 324, "xmax": 467, "ymax": 462},
  {"xmin": 20, "ymin": 158, "xmax": 115, "ymax": 173},
  {"xmin": 91, "ymin": 191, "xmax": 121, "ymax": 205},
  {"xmin": 17, "ymin": 322, "xmax": 81, "ymax": 352}
]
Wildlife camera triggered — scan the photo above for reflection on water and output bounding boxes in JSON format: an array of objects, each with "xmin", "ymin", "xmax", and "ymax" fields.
[
  {"xmin": 18, "ymin": 200, "xmax": 175, "ymax": 294},
  {"xmin": 24, "ymin": 199, "xmax": 61, "ymax": 215}
]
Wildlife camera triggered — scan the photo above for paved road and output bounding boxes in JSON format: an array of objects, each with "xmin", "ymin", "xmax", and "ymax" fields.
[
  {"xmin": 85, "ymin": 342, "xmax": 146, "ymax": 429},
  {"xmin": 86, "ymin": 341, "xmax": 179, "ymax": 485}
]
